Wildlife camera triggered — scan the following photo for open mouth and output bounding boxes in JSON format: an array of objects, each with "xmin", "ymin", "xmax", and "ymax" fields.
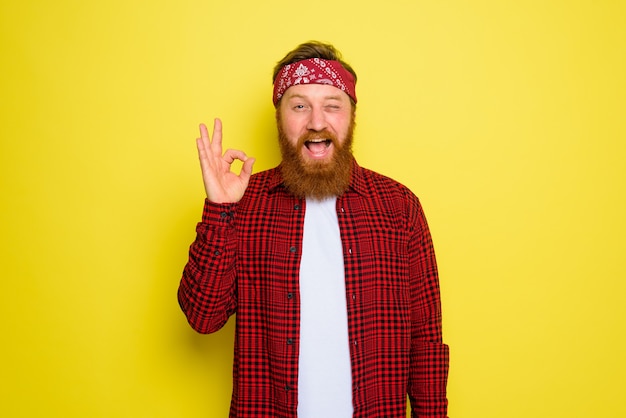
[{"xmin": 304, "ymin": 138, "xmax": 332, "ymax": 153}]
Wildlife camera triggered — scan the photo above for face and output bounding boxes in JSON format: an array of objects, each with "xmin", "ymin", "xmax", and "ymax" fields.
[
  {"xmin": 279, "ymin": 84, "xmax": 353, "ymax": 164},
  {"xmin": 277, "ymin": 84, "xmax": 356, "ymax": 199}
]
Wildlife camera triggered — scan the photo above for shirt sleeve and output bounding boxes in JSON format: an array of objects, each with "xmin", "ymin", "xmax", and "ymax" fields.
[
  {"xmin": 178, "ymin": 198, "xmax": 239, "ymax": 334},
  {"xmin": 407, "ymin": 198, "xmax": 450, "ymax": 417}
]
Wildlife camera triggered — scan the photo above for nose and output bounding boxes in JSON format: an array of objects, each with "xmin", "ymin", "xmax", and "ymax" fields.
[{"xmin": 306, "ymin": 106, "xmax": 327, "ymax": 132}]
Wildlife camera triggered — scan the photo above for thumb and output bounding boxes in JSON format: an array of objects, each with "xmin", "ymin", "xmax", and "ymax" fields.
[{"xmin": 240, "ymin": 157, "xmax": 256, "ymax": 180}]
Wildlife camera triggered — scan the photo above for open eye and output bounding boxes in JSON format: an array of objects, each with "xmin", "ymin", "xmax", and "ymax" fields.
[{"xmin": 293, "ymin": 104, "xmax": 308, "ymax": 111}]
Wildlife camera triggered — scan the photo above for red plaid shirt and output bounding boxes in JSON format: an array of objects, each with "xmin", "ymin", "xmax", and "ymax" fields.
[{"xmin": 179, "ymin": 161, "xmax": 449, "ymax": 417}]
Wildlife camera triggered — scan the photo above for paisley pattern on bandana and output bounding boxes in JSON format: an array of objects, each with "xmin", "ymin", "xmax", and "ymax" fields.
[{"xmin": 272, "ymin": 58, "xmax": 357, "ymax": 106}]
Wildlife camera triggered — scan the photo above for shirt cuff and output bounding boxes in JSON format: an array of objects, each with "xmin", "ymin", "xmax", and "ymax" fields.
[{"xmin": 201, "ymin": 198, "xmax": 238, "ymax": 225}]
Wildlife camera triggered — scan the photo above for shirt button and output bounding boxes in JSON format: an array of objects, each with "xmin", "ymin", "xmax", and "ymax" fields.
[
  {"xmin": 287, "ymin": 338, "xmax": 294, "ymax": 345},
  {"xmin": 290, "ymin": 246, "xmax": 296, "ymax": 253},
  {"xmin": 294, "ymin": 204, "xmax": 300, "ymax": 210},
  {"xmin": 287, "ymin": 292, "xmax": 293, "ymax": 299},
  {"xmin": 214, "ymin": 250, "xmax": 221, "ymax": 256},
  {"xmin": 220, "ymin": 212, "xmax": 228, "ymax": 218},
  {"xmin": 285, "ymin": 385, "xmax": 291, "ymax": 391}
]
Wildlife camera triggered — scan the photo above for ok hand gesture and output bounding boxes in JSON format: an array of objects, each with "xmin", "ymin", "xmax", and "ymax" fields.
[{"xmin": 196, "ymin": 118, "xmax": 255, "ymax": 203}]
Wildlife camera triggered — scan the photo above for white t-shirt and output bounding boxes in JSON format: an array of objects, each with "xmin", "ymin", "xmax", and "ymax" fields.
[{"xmin": 297, "ymin": 197, "xmax": 353, "ymax": 417}]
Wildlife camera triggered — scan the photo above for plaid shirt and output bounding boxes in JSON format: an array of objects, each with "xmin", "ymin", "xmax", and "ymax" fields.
[{"xmin": 179, "ymin": 161, "xmax": 449, "ymax": 417}]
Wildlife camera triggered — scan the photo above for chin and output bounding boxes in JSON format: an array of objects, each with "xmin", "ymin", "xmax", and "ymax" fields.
[{"xmin": 303, "ymin": 155, "xmax": 334, "ymax": 167}]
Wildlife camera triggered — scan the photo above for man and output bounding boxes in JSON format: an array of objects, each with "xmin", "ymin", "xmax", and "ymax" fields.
[{"xmin": 178, "ymin": 41, "xmax": 449, "ymax": 417}]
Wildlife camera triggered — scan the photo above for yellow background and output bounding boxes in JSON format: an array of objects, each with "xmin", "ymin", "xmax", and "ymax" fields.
[{"xmin": 1, "ymin": 1, "xmax": 624, "ymax": 417}]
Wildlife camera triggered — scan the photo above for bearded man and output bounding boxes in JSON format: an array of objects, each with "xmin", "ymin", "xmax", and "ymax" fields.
[{"xmin": 178, "ymin": 41, "xmax": 449, "ymax": 418}]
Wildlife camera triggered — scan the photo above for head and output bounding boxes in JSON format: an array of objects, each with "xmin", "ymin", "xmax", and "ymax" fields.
[{"xmin": 272, "ymin": 41, "xmax": 358, "ymax": 200}]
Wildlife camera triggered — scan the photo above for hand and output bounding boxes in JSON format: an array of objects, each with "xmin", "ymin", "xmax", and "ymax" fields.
[{"xmin": 196, "ymin": 118, "xmax": 255, "ymax": 203}]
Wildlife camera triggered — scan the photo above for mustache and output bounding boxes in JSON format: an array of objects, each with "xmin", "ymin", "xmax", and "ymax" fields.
[{"xmin": 298, "ymin": 129, "xmax": 337, "ymax": 145}]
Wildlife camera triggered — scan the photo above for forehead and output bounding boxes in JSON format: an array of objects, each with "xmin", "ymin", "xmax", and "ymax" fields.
[{"xmin": 283, "ymin": 84, "xmax": 351, "ymax": 102}]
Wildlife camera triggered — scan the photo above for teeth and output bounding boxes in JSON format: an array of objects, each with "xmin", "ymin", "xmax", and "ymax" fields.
[{"xmin": 304, "ymin": 138, "xmax": 331, "ymax": 152}]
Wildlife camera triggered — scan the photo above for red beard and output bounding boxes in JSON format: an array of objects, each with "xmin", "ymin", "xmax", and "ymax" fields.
[{"xmin": 277, "ymin": 113, "xmax": 356, "ymax": 200}]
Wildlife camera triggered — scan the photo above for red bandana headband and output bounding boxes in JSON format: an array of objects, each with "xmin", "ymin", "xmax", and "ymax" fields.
[{"xmin": 272, "ymin": 58, "xmax": 357, "ymax": 107}]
